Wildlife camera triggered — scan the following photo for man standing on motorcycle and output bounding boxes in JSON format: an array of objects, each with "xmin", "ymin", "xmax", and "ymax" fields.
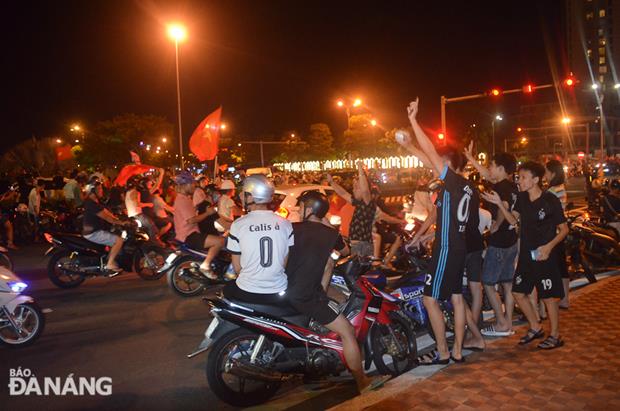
[
  {"xmin": 223, "ymin": 174, "xmax": 293, "ymax": 303},
  {"xmin": 285, "ymin": 191, "xmax": 388, "ymax": 393},
  {"xmin": 173, "ymin": 172, "xmax": 224, "ymax": 280},
  {"xmin": 401, "ymin": 98, "xmax": 472, "ymax": 364},
  {"xmin": 482, "ymin": 161, "xmax": 568, "ymax": 350},
  {"xmin": 82, "ymin": 180, "xmax": 129, "ymax": 273}
]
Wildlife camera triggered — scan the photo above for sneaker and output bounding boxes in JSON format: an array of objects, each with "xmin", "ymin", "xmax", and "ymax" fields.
[{"xmin": 199, "ymin": 263, "xmax": 218, "ymax": 280}]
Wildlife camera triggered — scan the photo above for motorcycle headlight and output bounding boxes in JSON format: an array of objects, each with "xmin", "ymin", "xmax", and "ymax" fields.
[
  {"xmin": 121, "ymin": 230, "xmax": 128, "ymax": 239},
  {"xmin": 8, "ymin": 281, "xmax": 28, "ymax": 293}
]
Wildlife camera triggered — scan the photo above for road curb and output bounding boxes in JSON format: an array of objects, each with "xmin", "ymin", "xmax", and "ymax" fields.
[{"xmin": 327, "ymin": 274, "xmax": 619, "ymax": 411}]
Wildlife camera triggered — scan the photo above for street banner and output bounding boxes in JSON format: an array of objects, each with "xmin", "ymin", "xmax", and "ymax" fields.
[{"xmin": 189, "ymin": 106, "xmax": 222, "ymax": 161}]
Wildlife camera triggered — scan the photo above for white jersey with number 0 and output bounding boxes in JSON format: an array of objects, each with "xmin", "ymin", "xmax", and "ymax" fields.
[{"xmin": 226, "ymin": 210, "xmax": 294, "ymax": 294}]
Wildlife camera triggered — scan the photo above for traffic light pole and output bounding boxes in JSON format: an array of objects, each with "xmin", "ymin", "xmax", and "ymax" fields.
[{"xmin": 440, "ymin": 83, "xmax": 554, "ymax": 142}]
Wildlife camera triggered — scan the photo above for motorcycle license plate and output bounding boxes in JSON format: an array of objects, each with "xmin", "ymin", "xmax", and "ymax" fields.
[{"xmin": 205, "ymin": 317, "xmax": 219, "ymax": 338}]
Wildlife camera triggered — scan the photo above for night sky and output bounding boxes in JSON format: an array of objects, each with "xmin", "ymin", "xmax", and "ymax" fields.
[{"xmin": 2, "ymin": 0, "xmax": 565, "ymax": 153}]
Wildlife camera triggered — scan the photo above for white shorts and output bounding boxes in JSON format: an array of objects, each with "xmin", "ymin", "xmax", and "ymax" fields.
[{"xmin": 84, "ymin": 230, "xmax": 119, "ymax": 247}]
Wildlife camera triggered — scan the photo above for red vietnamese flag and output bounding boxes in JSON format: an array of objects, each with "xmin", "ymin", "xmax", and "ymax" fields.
[
  {"xmin": 189, "ymin": 106, "xmax": 222, "ymax": 161},
  {"xmin": 56, "ymin": 145, "xmax": 73, "ymax": 161}
]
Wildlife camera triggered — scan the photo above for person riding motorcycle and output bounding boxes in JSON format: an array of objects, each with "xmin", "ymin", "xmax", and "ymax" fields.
[
  {"xmin": 125, "ymin": 176, "xmax": 157, "ymax": 240},
  {"xmin": 172, "ymin": 171, "xmax": 225, "ymax": 280},
  {"xmin": 223, "ymin": 174, "xmax": 293, "ymax": 303},
  {"xmin": 284, "ymin": 191, "xmax": 387, "ymax": 393},
  {"xmin": 82, "ymin": 179, "xmax": 130, "ymax": 273}
]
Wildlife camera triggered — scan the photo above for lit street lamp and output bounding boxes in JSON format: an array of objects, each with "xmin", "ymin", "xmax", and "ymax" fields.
[
  {"xmin": 492, "ymin": 114, "xmax": 503, "ymax": 156},
  {"xmin": 561, "ymin": 117, "xmax": 571, "ymax": 125},
  {"xmin": 167, "ymin": 23, "xmax": 187, "ymax": 168},
  {"xmin": 335, "ymin": 97, "xmax": 363, "ymax": 128}
]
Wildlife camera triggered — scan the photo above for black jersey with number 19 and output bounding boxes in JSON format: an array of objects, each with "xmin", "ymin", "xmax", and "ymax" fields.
[{"xmin": 425, "ymin": 166, "xmax": 473, "ymax": 300}]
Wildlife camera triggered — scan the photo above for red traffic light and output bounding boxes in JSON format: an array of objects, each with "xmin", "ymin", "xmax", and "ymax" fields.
[
  {"xmin": 564, "ymin": 77, "xmax": 576, "ymax": 87},
  {"xmin": 437, "ymin": 133, "xmax": 445, "ymax": 140},
  {"xmin": 490, "ymin": 88, "xmax": 502, "ymax": 97},
  {"xmin": 523, "ymin": 84, "xmax": 534, "ymax": 93}
]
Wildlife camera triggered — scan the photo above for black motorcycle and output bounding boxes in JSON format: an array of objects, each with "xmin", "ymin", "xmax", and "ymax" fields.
[
  {"xmin": 163, "ymin": 244, "xmax": 236, "ymax": 297},
  {"xmin": 43, "ymin": 221, "xmax": 169, "ymax": 288}
]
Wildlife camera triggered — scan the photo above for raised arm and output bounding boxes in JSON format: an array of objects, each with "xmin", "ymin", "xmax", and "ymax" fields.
[
  {"xmin": 463, "ymin": 141, "xmax": 492, "ymax": 181},
  {"xmin": 326, "ymin": 174, "xmax": 352, "ymax": 204},
  {"xmin": 407, "ymin": 98, "xmax": 445, "ymax": 174},
  {"xmin": 481, "ymin": 191, "xmax": 518, "ymax": 227},
  {"xmin": 356, "ymin": 161, "xmax": 371, "ymax": 204}
]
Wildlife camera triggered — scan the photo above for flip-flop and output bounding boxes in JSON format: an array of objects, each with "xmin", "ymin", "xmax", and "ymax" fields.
[
  {"xmin": 481, "ymin": 325, "xmax": 514, "ymax": 337},
  {"xmin": 359, "ymin": 375, "xmax": 391, "ymax": 394},
  {"xmin": 450, "ymin": 355, "xmax": 466, "ymax": 363},
  {"xmin": 463, "ymin": 346, "xmax": 484, "ymax": 352},
  {"xmin": 417, "ymin": 350, "xmax": 450, "ymax": 366}
]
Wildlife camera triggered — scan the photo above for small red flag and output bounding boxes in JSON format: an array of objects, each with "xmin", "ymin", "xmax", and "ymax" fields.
[
  {"xmin": 56, "ymin": 145, "xmax": 73, "ymax": 161},
  {"xmin": 189, "ymin": 106, "xmax": 222, "ymax": 161},
  {"xmin": 130, "ymin": 151, "xmax": 141, "ymax": 164}
]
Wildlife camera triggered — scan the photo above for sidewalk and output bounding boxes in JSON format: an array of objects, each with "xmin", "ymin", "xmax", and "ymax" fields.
[{"xmin": 331, "ymin": 276, "xmax": 620, "ymax": 411}]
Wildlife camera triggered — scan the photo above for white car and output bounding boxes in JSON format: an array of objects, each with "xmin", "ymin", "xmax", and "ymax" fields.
[{"xmin": 272, "ymin": 184, "xmax": 345, "ymax": 224}]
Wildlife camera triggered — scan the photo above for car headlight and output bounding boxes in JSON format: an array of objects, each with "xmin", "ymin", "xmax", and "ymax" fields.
[{"xmin": 8, "ymin": 281, "xmax": 28, "ymax": 293}]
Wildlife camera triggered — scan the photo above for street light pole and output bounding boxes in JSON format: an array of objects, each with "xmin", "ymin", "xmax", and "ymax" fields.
[{"xmin": 174, "ymin": 40, "xmax": 184, "ymax": 169}]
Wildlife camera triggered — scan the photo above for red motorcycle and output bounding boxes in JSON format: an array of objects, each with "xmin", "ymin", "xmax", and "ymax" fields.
[{"xmin": 187, "ymin": 256, "xmax": 418, "ymax": 407}]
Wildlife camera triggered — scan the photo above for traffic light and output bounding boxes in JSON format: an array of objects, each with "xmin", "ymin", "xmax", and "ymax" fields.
[
  {"xmin": 564, "ymin": 76, "xmax": 576, "ymax": 87},
  {"xmin": 523, "ymin": 84, "xmax": 534, "ymax": 93},
  {"xmin": 489, "ymin": 88, "xmax": 502, "ymax": 97}
]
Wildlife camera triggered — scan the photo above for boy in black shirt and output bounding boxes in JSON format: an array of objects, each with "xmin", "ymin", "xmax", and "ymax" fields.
[
  {"xmin": 285, "ymin": 191, "xmax": 388, "ymax": 393},
  {"xmin": 483, "ymin": 161, "xmax": 568, "ymax": 349},
  {"xmin": 401, "ymin": 98, "xmax": 473, "ymax": 364},
  {"xmin": 464, "ymin": 145, "xmax": 519, "ymax": 336}
]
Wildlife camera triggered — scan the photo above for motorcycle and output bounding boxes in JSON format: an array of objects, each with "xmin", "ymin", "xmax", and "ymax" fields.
[
  {"xmin": 163, "ymin": 245, "xmax": 236, "ymax": 297},
  {"xmin": 43, "ymin": 220, "xmax": 169, "ymax": 288},
  {"xmin": 0, "ymin": 267, "xmax": 45, "ymax": 347},
  {"xmin": 188, "ymin": 257, "xmax": 417, "ymax": 407}
]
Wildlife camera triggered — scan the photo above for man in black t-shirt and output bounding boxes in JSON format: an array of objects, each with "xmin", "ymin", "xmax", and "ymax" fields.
[
  {"xmin": 398, "ymin": 98, "xmax": 472, "ymax": 364},
  {"xmin": 464, "ymin": 146, "xmax": 519, "ymax": 337},
  {"xmin": 82, "ymin": 181, "xmax": 129, "ymax": 273},
  {"xmin": 327, "ymin": 162, "xmax": 375, "ymax": 257},
  {"xmin": 483, "ymin": 161, "xmax": 568, "ymax": 350},
  {"xmin": 286, "ymin": 191, "xmax": 387, "ymax": 393}
]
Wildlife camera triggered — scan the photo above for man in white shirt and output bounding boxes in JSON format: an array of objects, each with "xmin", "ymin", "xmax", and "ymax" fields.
[{"xmin": 224, "ymin": 174, "xmax": 294, "ymax": 303}]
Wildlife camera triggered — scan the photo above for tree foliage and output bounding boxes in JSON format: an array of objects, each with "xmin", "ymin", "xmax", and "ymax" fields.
[
  {"xmin": 0, "ymin": 137, "xmax": 59, "ymax": 175},
  {"xmin": 76, "ymin": 114, "xmax": 174, "ymax": 167},
  {"xmin": 342, "ymin": 113, "xmax": 381, "ymax": 157},
  {"xmin": 306, "ymin": 123, "xmax": 335, "ymax": 159}
]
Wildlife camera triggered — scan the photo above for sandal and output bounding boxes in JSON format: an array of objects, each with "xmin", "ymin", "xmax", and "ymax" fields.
[
  {"xmin": 417, "ymin": 350, "xmax": 450, "ymax": 366},
  {"xmin": 518, "ymin": 328, "xmax": 544, "ymax": 345},
  {"xmin": 537, "ymin": 335, "xmax": 564, "ymax": 350},
  {"xmin": 451, "ymin": 354, "xmax": 466, "ymax": 363},
  {"xmin": 481, "ymin": 324, "xmax": 514, "ymax": 337}
]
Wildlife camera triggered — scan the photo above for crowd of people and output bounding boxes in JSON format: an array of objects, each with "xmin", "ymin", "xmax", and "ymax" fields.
[{"xmin": 2, "ymin": 100, "xmax": 620, "ymax": 394}]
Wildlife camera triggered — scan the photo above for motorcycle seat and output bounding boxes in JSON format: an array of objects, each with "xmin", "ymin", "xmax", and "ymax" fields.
[
  {"xmin": 224, "ymin": 298, "xmax": 310, "ymax": 327},
  {"xmin": 55, "ymin": 233, "xmax": 108, "ymax": 252}
]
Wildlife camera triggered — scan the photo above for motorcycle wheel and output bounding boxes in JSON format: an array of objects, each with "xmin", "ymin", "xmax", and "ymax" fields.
[
  {"xmin": 133, "ymin": 246, "xmax": 167, "ymax": 281},
  {"xmin": 206, "ymin": 329, "xmax": 281, "ymax": 407},
  {"xmin": 167, "ymin": 256, "xmax": 206, "ymax": 297},
  {"xmin": 371, "ymin": 312, "xmax": 418, "ymax": 376},
  {"xmin": 0, "ymin": 252, "xmax": 13, "ymax": 271},
  {"xmin": 47, "ymin": 250, "xmax": 85, "ymax": 289},
  {"xmin": 0, "ymin": 302, "xmax": 45, "ymax": 347}
]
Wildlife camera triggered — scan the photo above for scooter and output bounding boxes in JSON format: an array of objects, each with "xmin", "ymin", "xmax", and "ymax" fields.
[
  {"xmin": 0, "ymin": 267, "xmax": 45, "ymax": 347},
  {"xmin": 188, "ymin": 256, "xmax": 417, "ymax": 407},
  {"xmin": 163, "ymin": 245, "xmax": 236, "ymax": 297}
]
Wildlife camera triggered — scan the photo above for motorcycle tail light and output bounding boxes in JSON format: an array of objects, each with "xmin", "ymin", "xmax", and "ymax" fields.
[{"xmin": 44, "ymin": 233, "xmax": 54, "ymax": 244}]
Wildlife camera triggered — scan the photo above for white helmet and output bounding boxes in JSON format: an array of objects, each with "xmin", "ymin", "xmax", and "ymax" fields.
[
  {"xmin": 242, "ymin": 174, "xmax": 274, "ymax": 204},
  {"xmin": 219, "ymin": 179, "xmax": 235, "ymax": 191}
]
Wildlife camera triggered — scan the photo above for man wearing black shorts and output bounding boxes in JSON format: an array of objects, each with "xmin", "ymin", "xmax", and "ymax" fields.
[
  {"xmin": 483, "ymin": 161, "xmax": 568, "ymax": 350},
  {"xmin": 285, "ymin": 191, "xmax": 386, "ymax": 393},
  {"xmin": 400, "ymin": 98, "xmax": 472, "ymax": 364}
]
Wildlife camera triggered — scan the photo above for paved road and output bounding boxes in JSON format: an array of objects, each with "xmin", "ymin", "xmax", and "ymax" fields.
[{"xmin": 0, "ymin": 245, "xmax": 362, "ymax": 411}]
